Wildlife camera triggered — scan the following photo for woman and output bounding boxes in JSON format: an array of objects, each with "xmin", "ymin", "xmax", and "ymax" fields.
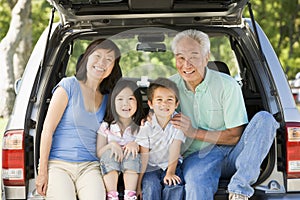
[{"xmin": 35, "ymin": 38, "xmax": 122, "ymax": 200}]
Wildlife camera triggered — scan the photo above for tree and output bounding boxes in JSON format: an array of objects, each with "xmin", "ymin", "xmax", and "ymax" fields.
[{"xmin": 0, "ymin": 0, "xmax": 31, "ymax": 117}]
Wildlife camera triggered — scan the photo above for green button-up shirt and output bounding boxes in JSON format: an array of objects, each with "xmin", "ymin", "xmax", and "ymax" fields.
[{"xmin": 170, "ymin": 67, "xmax": 248, "ymax": 157}]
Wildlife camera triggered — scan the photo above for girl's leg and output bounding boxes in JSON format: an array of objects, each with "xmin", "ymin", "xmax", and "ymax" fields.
[
  {"xmin": 103, "ymin": 170, "xmax": 119, "ymax": 192},
  {"xmin": 123, "ymin": 170, "xmax": 139, "ymax": 190}
]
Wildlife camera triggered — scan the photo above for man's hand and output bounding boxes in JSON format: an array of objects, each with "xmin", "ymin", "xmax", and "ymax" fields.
[{"xmin": 171, "ymin": 113, "xmax": 196, "ymax": 138}]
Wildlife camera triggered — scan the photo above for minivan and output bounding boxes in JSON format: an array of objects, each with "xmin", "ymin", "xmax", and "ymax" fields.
[{"xmin": 2, "ymin": 0, "xmax": 300, "ymax": 199}]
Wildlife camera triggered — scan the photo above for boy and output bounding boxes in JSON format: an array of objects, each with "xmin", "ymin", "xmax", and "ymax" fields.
[{"xmin": 136, "ymin": 77, "xmax": 185, "ymax": 200}]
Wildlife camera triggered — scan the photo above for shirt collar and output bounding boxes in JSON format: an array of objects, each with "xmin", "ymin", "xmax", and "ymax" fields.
[{"xmin": 180, "ymin": 67, "xmax": 211, "ymax": 93}]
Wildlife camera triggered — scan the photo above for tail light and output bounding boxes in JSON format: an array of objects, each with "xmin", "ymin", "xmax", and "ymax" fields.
[
  {"xmin": 286, "ymin": 122, "xmax": 300, "ymax": 178},
  {"xmin": 2, "ymin": 130, "xmax": 26, "ymax": 186}
]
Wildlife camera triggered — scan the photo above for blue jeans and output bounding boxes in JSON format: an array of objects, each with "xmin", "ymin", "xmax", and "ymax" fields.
[
  {"xmin": 182, "ymin": 111, "xmax": 279, "ymax": 200},
  {"xmin": 142, "ymin": 162, "xmax": 185, "ymax": 200}
]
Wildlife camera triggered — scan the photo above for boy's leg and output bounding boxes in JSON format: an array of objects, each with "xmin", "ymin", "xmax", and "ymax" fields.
[
  {"xmin": 182, "ymin": 145, "xmax": 225, "ymax": 200},
  {"xmin": 162, "ymin": 162, "xmax": 184, "ymax": 200},
  {"xmin": 142, "ymin": 167, "xmax": 163, "ymax": 200},
  {"xmin": 226, "ymin": 111, "xmax": 279, "ymax": 197}
]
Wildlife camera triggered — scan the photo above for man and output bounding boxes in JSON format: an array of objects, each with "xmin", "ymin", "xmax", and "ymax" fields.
[{"xmin": 169, "ymin": 29, "xmax": 279, "ymax": 200}]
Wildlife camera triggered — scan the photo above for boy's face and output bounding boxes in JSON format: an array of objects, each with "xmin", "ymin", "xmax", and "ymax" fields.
[{"xmin": 148, "ymin": 87, "xmax": 179, "ymax": 119}]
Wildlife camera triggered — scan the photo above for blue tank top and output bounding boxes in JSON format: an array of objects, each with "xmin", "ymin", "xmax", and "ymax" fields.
[{"xmin": 49, "ymin": 76, "xmax": 107, "ymax": 162}]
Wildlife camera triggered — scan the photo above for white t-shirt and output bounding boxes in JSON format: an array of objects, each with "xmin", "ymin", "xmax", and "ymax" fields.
[{"xmin": 135, "ymin": 113, "xmax": 186, "ymax": 170}]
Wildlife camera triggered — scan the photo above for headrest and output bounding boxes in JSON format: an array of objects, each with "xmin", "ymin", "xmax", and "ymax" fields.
[{"xmin": 207, "ymin": 61, "xmax": 230, "ymax": 76}]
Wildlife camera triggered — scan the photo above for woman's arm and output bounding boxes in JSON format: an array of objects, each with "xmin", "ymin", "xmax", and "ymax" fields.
[{"xmin": 36, "ymin": 86, "xmax": 68, "ymax": 196}]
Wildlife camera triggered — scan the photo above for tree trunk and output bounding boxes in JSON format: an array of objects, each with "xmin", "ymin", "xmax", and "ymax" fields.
[{"xmin": 0, "ymin": 0, "xmax": 31, "ymax": 117}]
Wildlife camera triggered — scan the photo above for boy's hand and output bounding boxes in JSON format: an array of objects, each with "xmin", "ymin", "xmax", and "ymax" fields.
[
  {"xmin": 136, "ymin": 184, "xmax": 143, "ymax": 200},
  {"xmin": 110, "ymin": 142, "xmax": 124, "ymax": 162},
  {"xmin": 163, "ymin": 173, "xmax": 181, "ymax": 186},
  {"xmin": 123, "ymin": 141, "xmax": 139, "ymax": 159}
]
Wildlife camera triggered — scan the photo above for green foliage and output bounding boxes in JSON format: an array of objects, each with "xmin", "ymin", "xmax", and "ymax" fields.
[
  {"xmin": 244, "ymin": 0, "xmax": 300, "ymax": 79},
  {"xmin": 1, "ymin": 0, "xmax": 299, "ymax": 79},
  {"xmin": 32, "ymin": 0, "xmax": 59, "ymax": 46},
  {"xmin": 0, "ymin": 0, "xmax": 11, "ymax": 39}
]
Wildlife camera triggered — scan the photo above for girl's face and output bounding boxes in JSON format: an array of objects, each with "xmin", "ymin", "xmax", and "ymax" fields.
[
  {"xmin": 115, "ymin": 87, "xmax": 137, "ymax": 120},
  {"xmin": 86, "ymin": 48, "xmax": 115, "ymax": 82},
  {"xmin": 148, "ymin": 87, "xmax": 179, "ymax": 119}
]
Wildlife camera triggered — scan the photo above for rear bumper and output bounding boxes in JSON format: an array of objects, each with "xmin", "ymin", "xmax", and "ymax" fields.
[{"xmin": 215, "ymin": 192, "xmax": 300, "ymax": 200}]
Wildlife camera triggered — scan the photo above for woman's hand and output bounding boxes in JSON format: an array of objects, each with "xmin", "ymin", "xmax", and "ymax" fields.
[
  {"xmin": 163, "ymin": 173, "xmax": 182, "ymax": 186},
  {"xmin": 109, "ymin": 142, "xmax": 124, "ymax": 162},
  {"xmin": 171, "ymin": 113, "xmax": 196, "ymax": 138},
  {"xmin": 35, "ymin": 173, "xmax": 48, "ymax": 196},
  {"xmin": 123, "ymin": 141, "xmax": 139, "ymax": 159}
]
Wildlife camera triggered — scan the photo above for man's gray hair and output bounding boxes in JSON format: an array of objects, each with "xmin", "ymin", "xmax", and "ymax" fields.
[{"xmin": 171, "ymin": 29, "xmax": 210, "ymax": 56}]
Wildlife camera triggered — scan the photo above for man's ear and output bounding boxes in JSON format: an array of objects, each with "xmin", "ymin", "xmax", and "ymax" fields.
[
  {"xmin": 175, "ymin": 100, "xmax": 180, "ymax": 108},
  {"xmin": 147, "ymin": 100, "xmax": 153, "ymax": 109},
  {"xmin": 206, "ymin": 51, "xmax": 210, "ymax": 62}
]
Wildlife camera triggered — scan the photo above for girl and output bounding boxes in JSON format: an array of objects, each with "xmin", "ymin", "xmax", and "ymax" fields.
[{"xmin": 96, "ymin": 79, "xmax": 145, "ymax": 200}]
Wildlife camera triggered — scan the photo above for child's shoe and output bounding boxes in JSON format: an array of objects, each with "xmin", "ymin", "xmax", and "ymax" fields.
[
  {"xmin": 124, "ymin": 190, "xmax": 137, "ymax": 200},
  {"xmin": 107, "ymin": 191, "xmax": 119, "ymax": 200}
]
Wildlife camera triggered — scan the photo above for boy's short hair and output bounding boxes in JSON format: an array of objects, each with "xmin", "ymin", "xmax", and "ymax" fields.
[{"xmin": 147, "ymin": 77, "xmax": 180, "ymax": 102}]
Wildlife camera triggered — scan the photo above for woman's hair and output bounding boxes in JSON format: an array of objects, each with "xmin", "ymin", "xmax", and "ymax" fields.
[
  {"xmin": 104, "ymin": 79, "xmax": 146, "ymax": 134},
  {"xmin": 171, "ymin": 29, "xmax": 210, "ymax": 56},
  {"xmin": 76, "ymin": 38, "xmax": 122, "ymax": 94}
]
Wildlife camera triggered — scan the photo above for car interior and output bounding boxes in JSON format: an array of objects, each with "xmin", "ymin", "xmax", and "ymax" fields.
[{"xmin": 32, "ymin": 27, "xmax": 275, "ymax": 197}]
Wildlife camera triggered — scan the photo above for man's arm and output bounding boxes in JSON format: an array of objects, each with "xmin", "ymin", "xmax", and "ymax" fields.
[{"xmin": 171, "ymin": 113, "xmax": 245, "ymax": 145}]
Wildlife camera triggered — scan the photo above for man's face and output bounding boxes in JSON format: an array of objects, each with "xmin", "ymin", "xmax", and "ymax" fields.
[{"xmin": 174, "ymin": 37, "xmax": 209, "ymax": 89}]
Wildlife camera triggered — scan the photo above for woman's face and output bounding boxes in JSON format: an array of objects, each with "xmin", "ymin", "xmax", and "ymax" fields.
[
  {"xmin": 86, "ymin": 48, "xmax": 115, "ymax": 82},
  {"xmin": 115, "ymin": 87, "xmax": 137, "ymax": 120}
]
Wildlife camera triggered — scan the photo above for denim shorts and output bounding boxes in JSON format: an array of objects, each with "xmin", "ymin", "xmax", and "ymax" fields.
[{"xmin": 99, "ymin": 149, "xmax": 141, "ymax": 175}]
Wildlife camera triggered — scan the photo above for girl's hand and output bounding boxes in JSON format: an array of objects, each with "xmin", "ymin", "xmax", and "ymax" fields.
[
  {"xmin": 163, "ymin": 173, "xmax": 182, "ymax": 186},
  {"xmin": 123, "ymin": 141, "xmax": 139, "ymax": 159},
  {"xmin": 109, "ymin": 142, "xmax": 124, "ymax": 162}
]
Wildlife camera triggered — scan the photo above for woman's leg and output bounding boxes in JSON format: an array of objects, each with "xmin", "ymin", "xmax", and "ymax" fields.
[
  {"xmin": 46, "ymin": 160, "xmax": 76, "ymax": 200},
  {"xmin": 76, "ymin": 161, "xmax": 106, "ymax": 200}
]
